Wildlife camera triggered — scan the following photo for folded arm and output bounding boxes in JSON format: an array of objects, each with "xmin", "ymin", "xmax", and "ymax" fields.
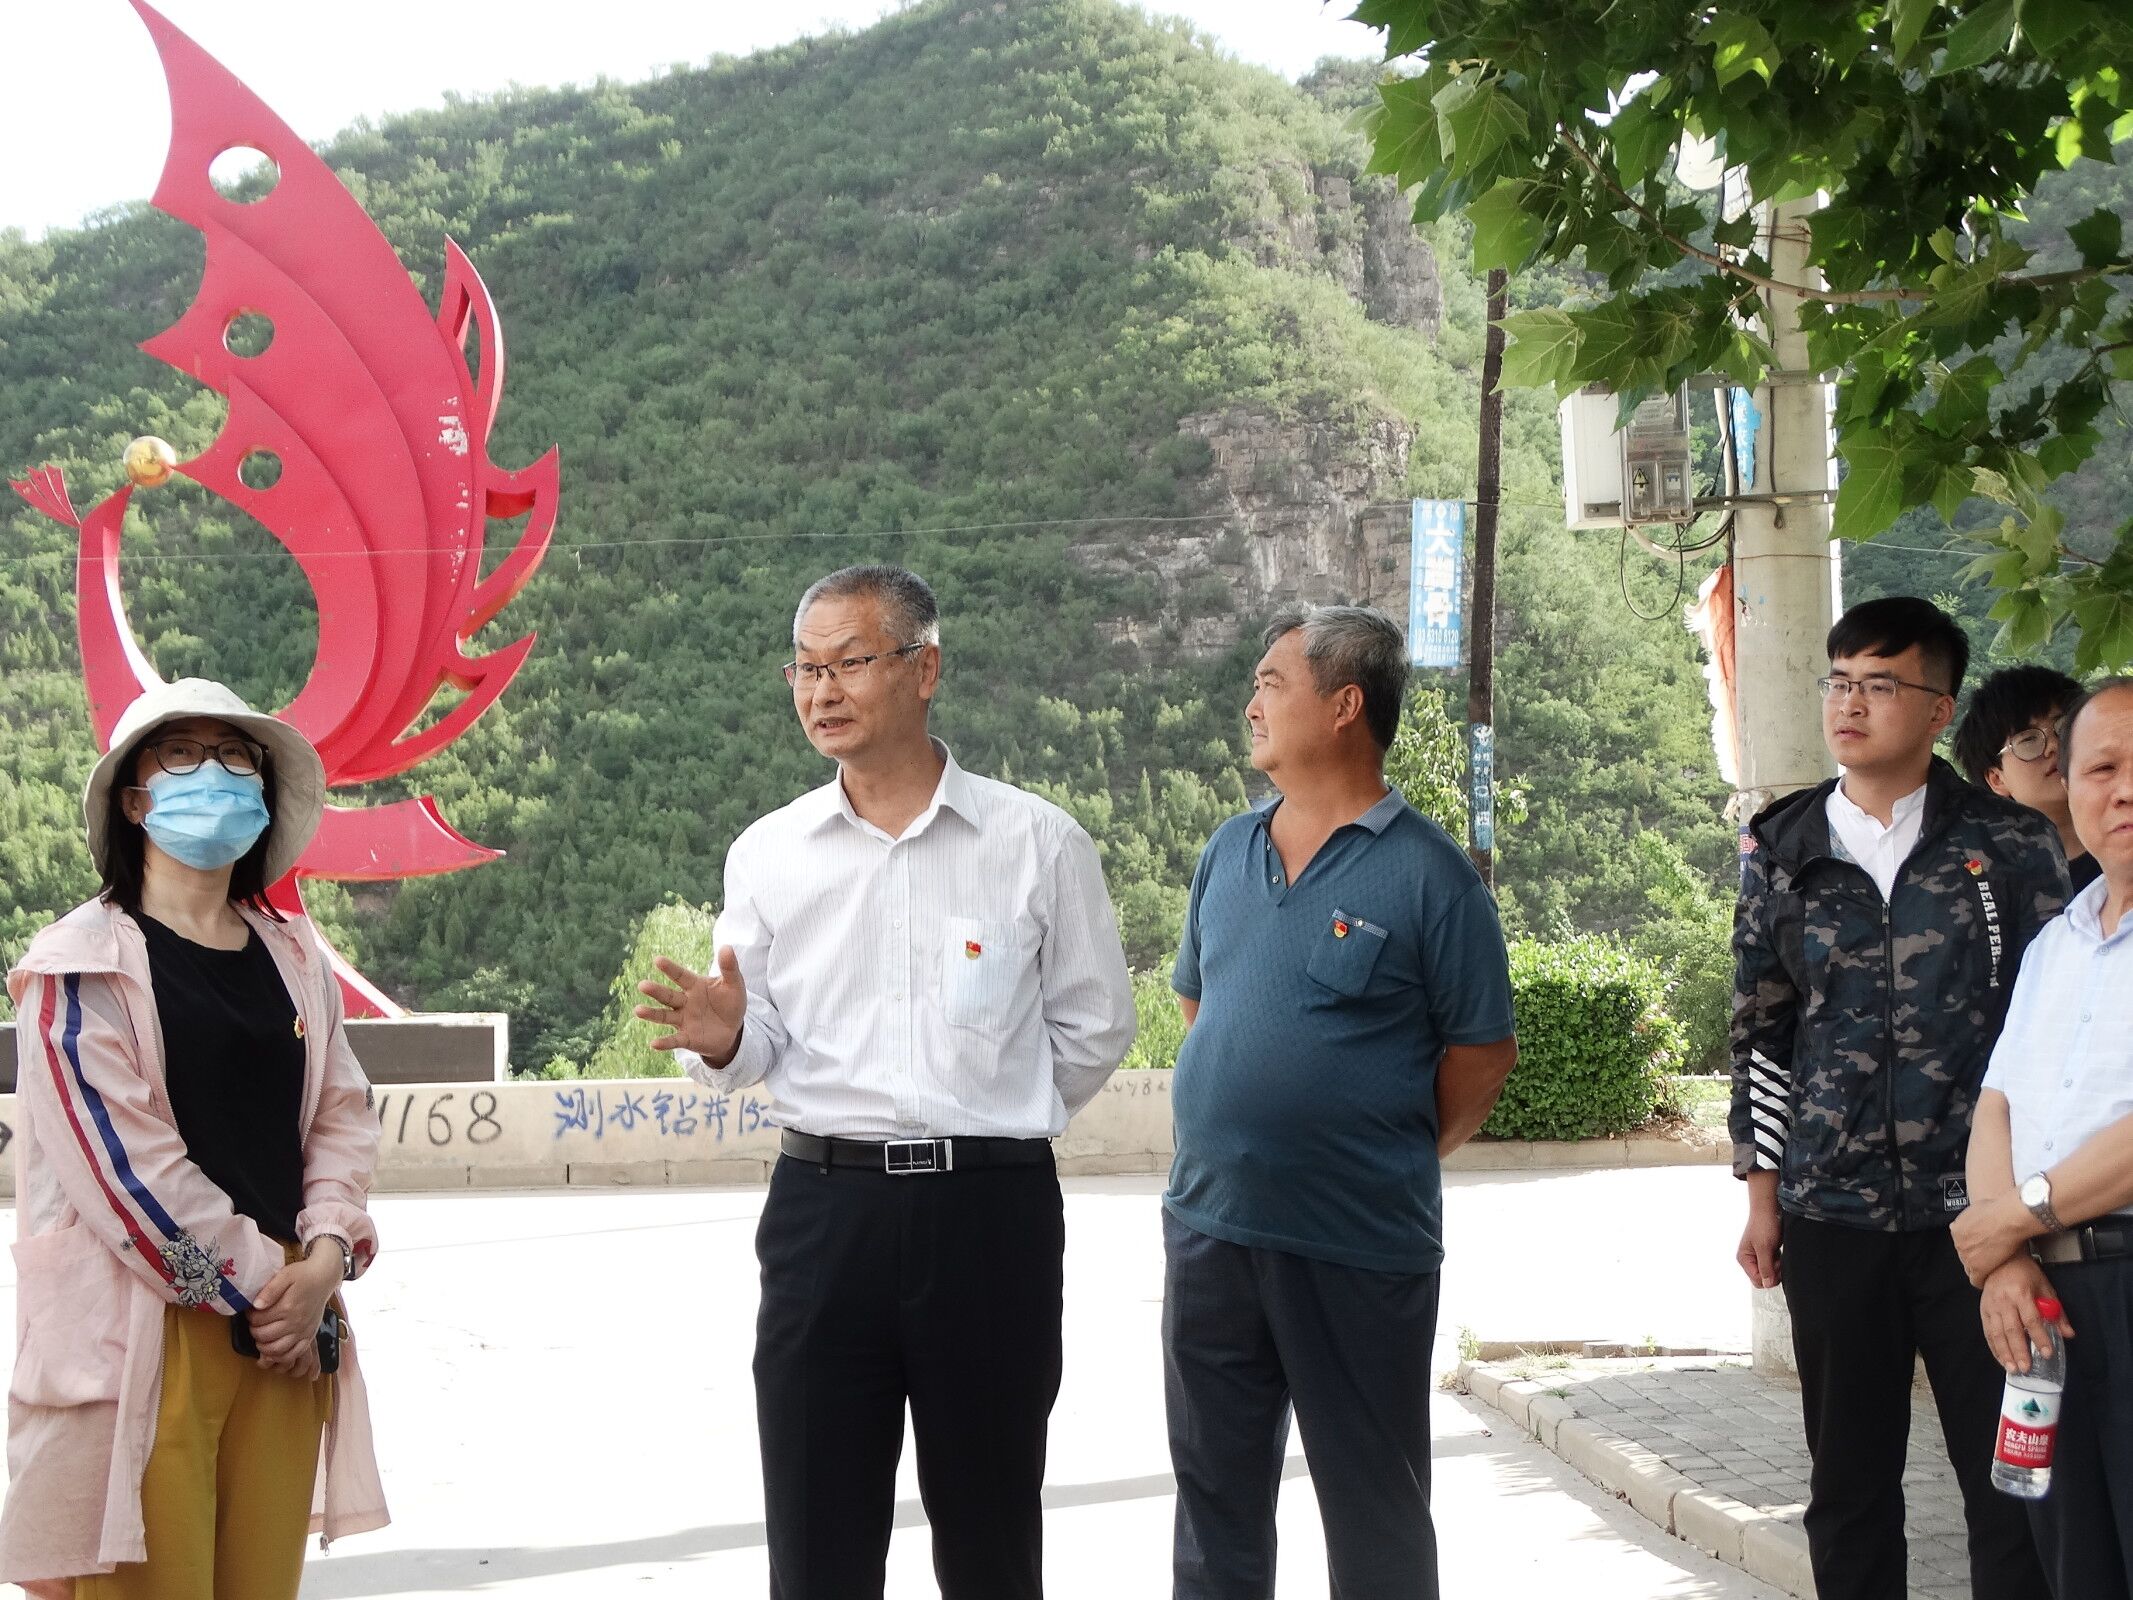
[{"xmin": 17, "ymin": 970, "xmax": 284, "ymax": 1312}]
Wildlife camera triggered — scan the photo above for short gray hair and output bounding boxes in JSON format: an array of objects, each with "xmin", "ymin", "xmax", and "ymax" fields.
[
  {"xmin": 1262, "ymin": 603, "xmax": 1410, "ymax": 750},
  {"xmin": 2061, "ymin": 676, "xmax": 2133, "ymax": 770},
  {"xmin": 793, "ymin": 564, "xmax": 941, "ymax": 648}
]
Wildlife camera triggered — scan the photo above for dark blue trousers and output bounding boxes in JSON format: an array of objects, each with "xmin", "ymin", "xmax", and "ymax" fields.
[
  {"xmin": 1161, "ymin": 1208, "xmax": 1441, "ymax": 1600},
  {"xmin": 2029, "ymin": 1256, "xmax": 2133, "ymax": 1600}
]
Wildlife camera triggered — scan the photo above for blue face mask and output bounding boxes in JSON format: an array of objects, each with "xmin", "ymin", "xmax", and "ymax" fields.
[{"xmin": 140, "ymin": 764, "xmax": 271, "ymax": 871}]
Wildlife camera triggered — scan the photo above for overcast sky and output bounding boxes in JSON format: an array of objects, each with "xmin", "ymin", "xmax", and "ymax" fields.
[{"xmin": 0, "ymin": 0, "xmax": 1383, "ymax": 240}]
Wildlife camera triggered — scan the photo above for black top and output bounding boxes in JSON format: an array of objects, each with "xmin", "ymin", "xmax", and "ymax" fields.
[
  {"xmin": 2071, "ymin": 850, "xmax": 2103, "ymax": 893},
  {"xmin": 139, "ymin": 913, "xmax": 306, "ymax": 1243}
]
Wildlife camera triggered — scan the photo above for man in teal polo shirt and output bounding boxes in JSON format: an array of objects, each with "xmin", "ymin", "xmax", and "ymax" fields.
[{"xmin": 1164, "ymin": 603, "xmax": 1519, "ymax": 1600}]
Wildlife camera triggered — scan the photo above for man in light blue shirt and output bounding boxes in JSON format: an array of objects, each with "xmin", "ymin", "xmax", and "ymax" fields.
[{"xmin": 1955, "ymin": 677, "xmax": 2133, "ymax": 1599}]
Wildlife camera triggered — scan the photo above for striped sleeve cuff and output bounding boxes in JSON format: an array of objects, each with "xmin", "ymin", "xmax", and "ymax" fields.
[{"xmin": 1745, "ymin": 1049, "xmax": 1790, "ymax": 1172}]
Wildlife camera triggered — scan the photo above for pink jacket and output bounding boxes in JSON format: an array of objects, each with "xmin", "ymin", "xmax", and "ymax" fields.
[{"xmin": 3, "ymin": 899, "xmax": 389, "ymax": 1595}]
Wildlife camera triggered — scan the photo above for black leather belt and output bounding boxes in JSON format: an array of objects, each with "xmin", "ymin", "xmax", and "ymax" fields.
[
  {"xmin": 779, "ymin": 1129, "xmax": 1052, "ymax": 1175},
  {"xmin": 2034, "ymin": 1218, "xmax": 2133, "ymax": 1266}
]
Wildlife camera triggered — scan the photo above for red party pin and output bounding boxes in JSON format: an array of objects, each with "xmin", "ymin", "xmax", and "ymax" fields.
[
  {"xmin": 965, "ymin": 940, "xmax": 984, "ymax": 960},
  {"xmin": 1965, "ymin": 857, "xmax": 1985, "ymax": 876},
  {"xmin": 1333, "ymin": 918, "xmax": 1351, "ymax": 939},
  {"xmin": 293, "ymin": 1017, "xmax": 306, "ymax": 1040}
]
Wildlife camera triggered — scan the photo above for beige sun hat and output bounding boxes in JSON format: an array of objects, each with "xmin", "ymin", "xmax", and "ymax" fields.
[{"xmin": 84, "ymin": 678, "xmax": 327, "ymax": 883}]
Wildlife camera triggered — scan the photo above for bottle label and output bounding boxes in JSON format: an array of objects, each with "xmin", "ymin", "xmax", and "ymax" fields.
[{"xmin": 1996, "ymin": 1388, "xmax": 2060, "ymax": 1470}]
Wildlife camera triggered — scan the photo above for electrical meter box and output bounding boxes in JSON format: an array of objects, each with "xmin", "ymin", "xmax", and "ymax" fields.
[
  {"xmin": 1620, "ymin": 387, "xmax": 1695, "ymax": 524},
  {"xmin": 1558, "ymin": 384, "xmax": 1697, "ymax": 528}
]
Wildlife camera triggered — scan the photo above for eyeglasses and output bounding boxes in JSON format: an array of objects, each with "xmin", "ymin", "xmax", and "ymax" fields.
[
  {"xmin": 781, "ymin": 644, "xmax": 924, "ymax": 689},
  {"xmin": 2000, "ymin": 724, "xmax": 2062, "ymax": 764},
  {"xmin": 1817, "ymin": 674, "xmax": 1949, "ymax": 704},
  {"xmin": 145, "ymin": 735, "xmax": 267, "ymax": 776}
]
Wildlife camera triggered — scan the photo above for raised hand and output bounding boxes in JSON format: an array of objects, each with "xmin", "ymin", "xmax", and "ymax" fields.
[{"xmin": 635, "ymin": 948, "xmax": 748, "ymax": 1066}]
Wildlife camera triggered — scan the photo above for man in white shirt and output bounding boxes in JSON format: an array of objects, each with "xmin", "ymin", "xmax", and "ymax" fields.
[
  {"xmin": 1955, "ymin": 676, "xmax": 2133, "ymax": 1600},
  {"xmin": 634, "ymin": 565, "xmax": 1136, "ymax": 1600}
]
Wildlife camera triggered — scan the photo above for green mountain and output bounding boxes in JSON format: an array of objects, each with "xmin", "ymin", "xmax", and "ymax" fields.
[{"xmin": 0, "ymin": 0, "xmax": 1738, "ymax": 1068}]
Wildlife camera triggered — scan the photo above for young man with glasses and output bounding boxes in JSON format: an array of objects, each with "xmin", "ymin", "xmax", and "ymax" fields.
[
  {"xmin": 1731, "ymin": 595, "xmax": 2068, "ymax": 1600},
  {"xmin": 632, "ymin": 564, "xmax": 1136, "ymax": 1600},
  {"xmin": 1955, "ymin": 665, "xmax": 2099, "ymax": 890}
]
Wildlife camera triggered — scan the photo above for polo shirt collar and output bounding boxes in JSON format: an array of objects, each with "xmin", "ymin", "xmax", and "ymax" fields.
[
  {"xmin": 802, "ymin": 737, "xmax": 979, "ymax": 837},
  {"xmin": 1251, "ymin": 786, "xmax": 1409, "ymax": 834}
]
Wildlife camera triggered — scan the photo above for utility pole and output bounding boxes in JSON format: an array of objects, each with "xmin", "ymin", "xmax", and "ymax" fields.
[
  {"xmin": 1728, "ymin": 193, "xmax": 1839, "ymax": 1383},
  {"xmin": 1729, "ymin": 195, "xmax": 1840, "ymax": 823},
  {"xmin": 1467, "ymin": 267, "xmax": 1508, "ymax": 889}
]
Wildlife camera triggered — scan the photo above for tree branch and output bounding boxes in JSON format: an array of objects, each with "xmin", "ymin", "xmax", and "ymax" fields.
[{"xmin": 1556, "ymin": 131, "xmax": 2127, "ymax": 309}]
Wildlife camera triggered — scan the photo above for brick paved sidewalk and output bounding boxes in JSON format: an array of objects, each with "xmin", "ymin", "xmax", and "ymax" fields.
[{"xmin": 1456, "ymin": 1354, "xmax": 1976, "ymax": 1600}]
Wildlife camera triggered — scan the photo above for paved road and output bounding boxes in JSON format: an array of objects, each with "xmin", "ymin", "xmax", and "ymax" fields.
[{"xmin": 1, "ymin": 1167, "xmax": 1777, "ymax": 1597}]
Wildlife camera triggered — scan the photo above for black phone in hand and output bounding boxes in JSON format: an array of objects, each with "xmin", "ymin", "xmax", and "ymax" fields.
[{"xmin": 230, "ymin": 1306, "xmax": 343, "ymax": 1375}]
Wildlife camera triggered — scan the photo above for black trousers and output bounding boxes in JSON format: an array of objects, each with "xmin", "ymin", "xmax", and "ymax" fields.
[
  {"xmin": 2027, "ymin": 1255, "xmax": 2133, "ymax": 1599},
  {"xmin": 753, "ymin": 1151, "xmax": 1065, "ymax": 1600},
  {"xmin": 1781, "ymin": 1214, "xmax": 2048, "ymax": 1600},
  {"xmin": 1162, "ymin": 1208, "xmax": 1441, "ymax": 1600}
]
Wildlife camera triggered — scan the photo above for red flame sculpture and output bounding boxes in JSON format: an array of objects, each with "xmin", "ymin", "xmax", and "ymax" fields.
[{"xmin": 9, "ymin": 1, "xmax": 556, "ymax": 1016}]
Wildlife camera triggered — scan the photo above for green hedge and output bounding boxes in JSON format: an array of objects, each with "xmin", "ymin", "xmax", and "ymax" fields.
[
  {"xmin": 1114, "ymin": 935, "xmax": 1685, "ymax": 1144},
  {"xmin": 1481, "ymin": 935, "xmax": 1685, "ymax": 1141}
]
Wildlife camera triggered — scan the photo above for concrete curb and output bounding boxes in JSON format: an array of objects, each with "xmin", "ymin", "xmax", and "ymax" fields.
[
  {"xmin": 1443, "ymin": 1134, "xmax": 1727, "ymax": 1171},
  {"xmin": 1453, "ymin": 1358, "xmax": 1812, "ymax": 1598}
]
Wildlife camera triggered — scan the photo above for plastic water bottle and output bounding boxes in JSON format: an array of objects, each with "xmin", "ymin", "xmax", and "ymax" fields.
[{"xmin": 1991, "ymin": 1296, "xmax": 2065, "ymax": 1500}]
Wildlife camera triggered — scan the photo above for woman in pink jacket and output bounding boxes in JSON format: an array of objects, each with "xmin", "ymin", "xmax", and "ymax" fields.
[{"xmin": 3, "ymin": 678, "xmax": 388, "ymax": 1599}]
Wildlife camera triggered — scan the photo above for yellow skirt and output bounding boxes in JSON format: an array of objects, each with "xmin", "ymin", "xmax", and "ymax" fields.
[{"xmin": 75, "ymin": 1295, "xmax": 333, "ymax": 1600}]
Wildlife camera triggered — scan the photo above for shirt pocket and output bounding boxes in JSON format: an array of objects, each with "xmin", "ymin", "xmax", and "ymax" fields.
[
  {"xmin": 942, "ymin": 915, "xmax": 1022, "ymax": 1031},
  {"xmin": 1305, "ymin": 908, "xmax": 1389, "ymax": 998},
  {"xmin": 10, "ymin": 1222, "xmax": 130, "ymax": 1407}
]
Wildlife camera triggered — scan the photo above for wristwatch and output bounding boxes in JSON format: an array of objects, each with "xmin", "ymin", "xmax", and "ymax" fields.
[
  {"xmin": 310, "ymin": 1235, "xmax": 358, "ymax": 1281},
  {"xmin": 2019, "ymin": 1172, "xmax": 2064, "ymax": 1233}
]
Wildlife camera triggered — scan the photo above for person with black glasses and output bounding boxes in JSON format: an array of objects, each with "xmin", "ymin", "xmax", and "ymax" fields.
[
  {"xmin": 633, "ymin": 565, "xmax": 1135, "ymax": 1600},
  {"xmin": 1731, "ymin": 597, "xmax": 2066, "ymax": 1600},
  {"xmin": 3, "ymin": 678, "xmax": 386, "ymax": 1600},
  {"xmin": 1955, "ymin": 665, "xmax": 2099, "ymax": 891}
]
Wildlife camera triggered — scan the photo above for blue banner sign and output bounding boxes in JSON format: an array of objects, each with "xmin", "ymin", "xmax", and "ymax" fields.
[
  {"xmin": 1408, "ymin": 499, "xmax": 1464, "ymax": 668},
  {"xmin": 1468, "ymin": 721, "xmax": 1496, "ymax": 854}
]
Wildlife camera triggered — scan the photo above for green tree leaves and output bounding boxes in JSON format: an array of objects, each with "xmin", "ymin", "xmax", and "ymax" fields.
[{"xmin": 1357, "ymin": 0, "xmax": 2133, "ymax": 667}]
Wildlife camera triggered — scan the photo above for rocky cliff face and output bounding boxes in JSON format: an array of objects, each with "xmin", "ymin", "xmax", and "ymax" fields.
[
  {"xmin": 1078, "ymin": 155, "xmax": 1445, "ymax": 656},
  {"xmin": 1079, "ymin": 405, "xmax": 1420, "ymax": 657},
  {"xmin": 1220, "ymin": 163, "xmax": 1443, "ymax": 340}
]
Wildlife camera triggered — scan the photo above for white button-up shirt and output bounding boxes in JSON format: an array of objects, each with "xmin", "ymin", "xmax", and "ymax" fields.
[
  {"xmin": 1983, "ymin": 876, "xmax": 2133, "ymax": 1217},
  {"xmin": 1826, "ymin": 778, "xmax": 1927, "ymax": 900},
  {"xmin": 675, "ymin": 742, "xmax": 1136, "ymax": 1139}
]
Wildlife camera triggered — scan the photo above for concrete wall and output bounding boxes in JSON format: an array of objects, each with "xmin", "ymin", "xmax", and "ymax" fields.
[
  {"xmin": 0, "ymin": 1014, "xmax": 507, "ymax": 1092},
  {"xmin": 0, "ymin": 1069, "xmax": 1180, "ymax": 1195},
  {"xmin": 0, "ymin": 1067, "xmax": 1726, "ymax": 1197}
]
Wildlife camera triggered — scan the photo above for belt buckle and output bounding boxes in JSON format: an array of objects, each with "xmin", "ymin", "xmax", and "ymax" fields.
[{"xmin": 884, "ymin": 1138, "xmax": 951, "ymax": 1175}]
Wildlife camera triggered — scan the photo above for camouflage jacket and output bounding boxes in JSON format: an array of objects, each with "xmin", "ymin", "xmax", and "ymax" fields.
[{"xmin": 1729, "ymin": 758, "xmax": 2069, "ymax": 1230}]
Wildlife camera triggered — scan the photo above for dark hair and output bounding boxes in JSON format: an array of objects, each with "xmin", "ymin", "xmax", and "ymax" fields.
[
  {"xmin": 794, "ymin": 565, "xmax": 941, "ymax": 648},
  {"xmin": 1262, "ymin": 603, "xmax": 1409, "ymax": 751},
  {"xmin": 1826, "ymin": 595, "xmax": 1969, "ymax": 697},
  {"xmin": 1953, "ymin": 665, "xmax": 2085, "ymax": 785},
  {"xmin": 99, "ymin": 736, "xmax": 283, "ymax": 918},
  {"xmin": 2059, "ymin": 676, "xmax": 2133, "ymax": 772}
]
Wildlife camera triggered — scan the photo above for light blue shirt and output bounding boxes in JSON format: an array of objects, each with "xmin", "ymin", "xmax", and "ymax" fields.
[{"xmin": 1982, "ymin": 876, "xmax": 2133, "ymax": 1216}]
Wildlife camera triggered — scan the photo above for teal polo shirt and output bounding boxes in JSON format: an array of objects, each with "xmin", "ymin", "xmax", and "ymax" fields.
[{"xmin": 1165, "ymin": 789, "xmax": 1515, "ymax": 1275}]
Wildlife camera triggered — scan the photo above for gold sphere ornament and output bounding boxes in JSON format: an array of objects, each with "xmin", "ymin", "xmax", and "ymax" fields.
[{"xmin": 121, "ymin": 436, "xmax": 179, "ymax": 489}]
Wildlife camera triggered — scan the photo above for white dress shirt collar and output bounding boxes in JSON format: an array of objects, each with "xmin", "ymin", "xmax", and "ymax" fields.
[
  {"xmin": 2060, "ymin": 873, "xmax": 2123, "ymax": 945},
  {"xmin": 802, "ymin": 737, "xmax": 981, "ymax": 843},
  {"xmin": 1826, "ymin": 776, "xmax": 1928, "ymax": 901}
]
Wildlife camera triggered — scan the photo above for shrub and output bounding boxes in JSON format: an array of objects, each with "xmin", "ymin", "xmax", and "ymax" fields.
[
  {"xmin": 1483, "ymin": 934, "xmax": 1685, "ymax": 1141},
  {"xmin": 1122, "ymin": 965, "xmax": 1188, "ymax": 1071},
  {"xmin": 582, "ymin": 899, "xmax": 716, "ymax": 1079},
  {"xmin": 1625, "ymin": 831, "xmax": 1733, "ymax": 1075}
]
